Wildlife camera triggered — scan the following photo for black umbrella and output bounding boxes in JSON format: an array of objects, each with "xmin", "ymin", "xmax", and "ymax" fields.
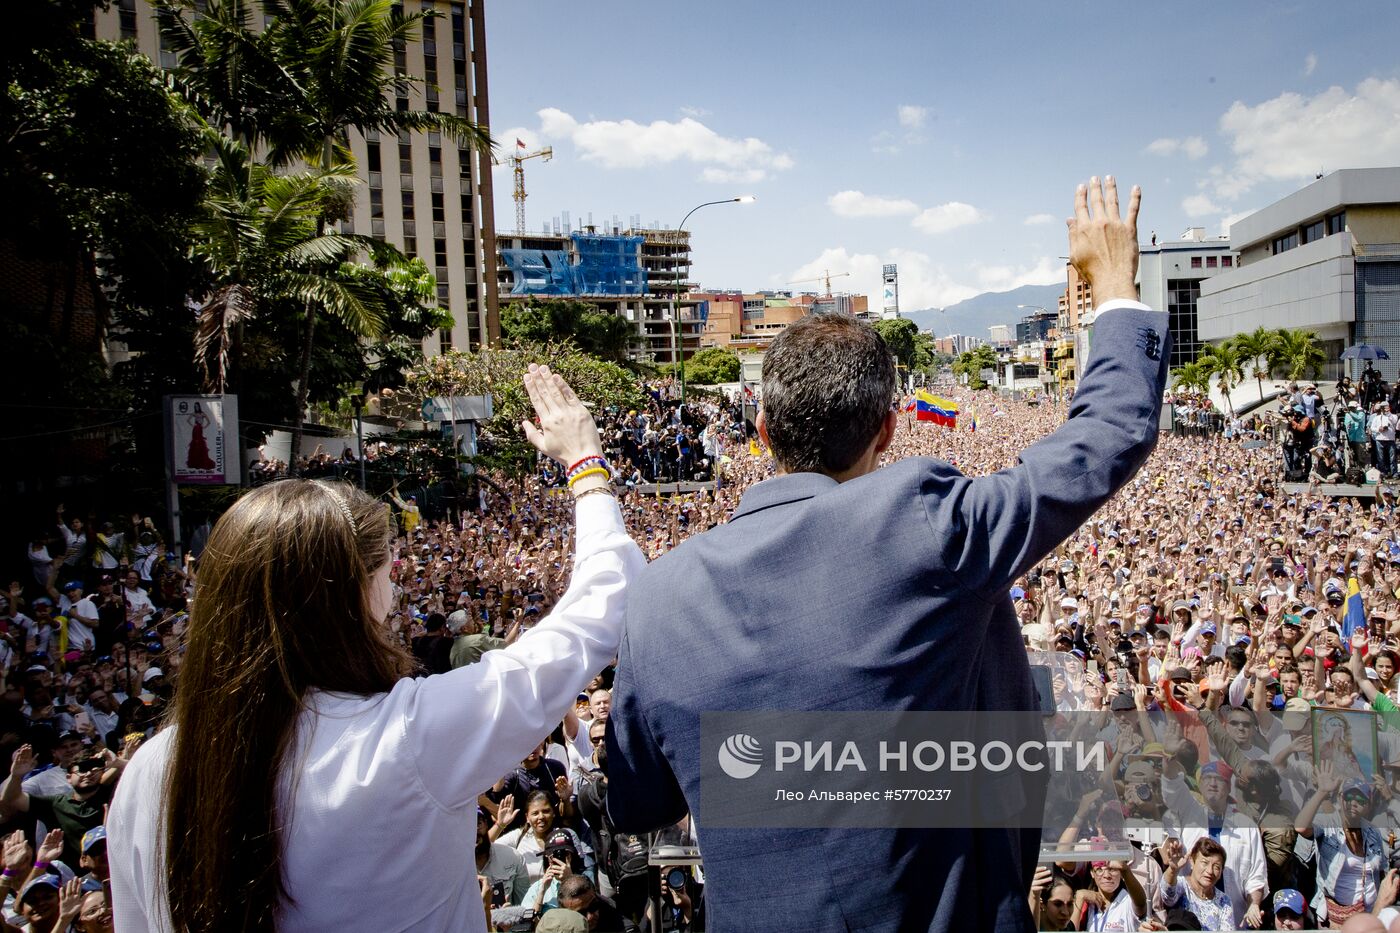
[{"xmin": 1341, "ymin": 344, "xmax": 1391, "ymax": 360}]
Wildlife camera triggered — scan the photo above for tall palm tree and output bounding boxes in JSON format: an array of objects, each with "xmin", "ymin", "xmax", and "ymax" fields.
[
  {"xmin": 158, "ymin": 0, "xmax": 494, "ymax": 455},
  {"xmin": 1273, "ymin": 328, "xmax": 1327, "ymax": 381},
  {"xmin": 1197, "ymin": 343, "xmax": 1246, "ymax": 416},
  {"xmin": 191, "ymin": 134, "xmax": 392, "ymax": 394},
  {"xmin": 1229, "ymin": 327, "xmax": 1279, "ymax": 401}
]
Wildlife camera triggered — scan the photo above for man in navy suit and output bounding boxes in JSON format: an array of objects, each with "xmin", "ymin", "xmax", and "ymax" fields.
[{"xmin": 606, "ymin": 177, "xmax": 1168, "ymax": 931}]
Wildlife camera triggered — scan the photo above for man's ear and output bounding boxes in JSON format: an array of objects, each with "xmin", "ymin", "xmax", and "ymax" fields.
[
  {"xmin": 873, "ymin": 410, "xmax": 899, "ymax": 456},
  {"xmin": 756, "ymin": 411, "xmax": 771, "ymax": 449}
]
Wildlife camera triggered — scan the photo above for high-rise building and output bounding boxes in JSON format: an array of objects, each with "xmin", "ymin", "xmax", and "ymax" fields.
[
  {"xmin": 92, "ymin": 0, "xmax": 500, "ymax": 352},
  {"xmin": 495, "ymin": 227, "xmax": 699, "ymax": 362}
]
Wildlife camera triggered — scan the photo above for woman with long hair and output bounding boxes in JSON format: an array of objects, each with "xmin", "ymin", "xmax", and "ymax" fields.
[{"xmin": 108, "ymin": 366, "xmax": 643, "ymax": 932}]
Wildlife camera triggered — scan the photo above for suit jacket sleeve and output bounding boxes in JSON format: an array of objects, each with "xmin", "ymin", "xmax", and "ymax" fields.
[
  {"xmin": 929, "ymin": 300, "xmax": 1170, "ymax": 596},
  {"xmin": 603, "ymin": 625, "xmax": 688, "ymax": 833}
]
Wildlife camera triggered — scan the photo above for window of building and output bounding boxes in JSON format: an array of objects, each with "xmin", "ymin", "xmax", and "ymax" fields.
[
  {"xmin": 1301, "ymin": 219, "xmax": 1324, "ymax": 244},
  {"xmin": 431, "ymin": 192, "xmax": 445, "ymax": 222},
  {"xmin": 1328, "ymin": 211, "xmax": 1347, "ymax": 235},
  {"xmin": 366, "ymin": 142, "xmax": 381, "ymax": 173},
  {"xmin": 401, "ymin": 190, "xmax": 414, "ymax": 220},
  {"xmin": 403, "ymin": 237, "xmax": 417, "ymax": 256},
  {"xmin": 370, "ymin": 189, "xmax": 384, "ymax": 219},
  {"xmin": 1272, "ymin": 231, "xmax": 1299, "ymax": 254},
  {"xmin": 1206, "ymin": 256, "xmax": 1217, "ymax": 268},
  {"xmin": 1190, "ymin": 257, "xmax": 1202, "ymax": 269},
  {"xmin": 118, "ymin": 0, "xmax": 137, "ymax": 39},
  {"xmin": 1222, "ymin": 256, "xmax": 1233, "ymax": 268},
  {"xmin": 1165, "ymin": 279, "xmax": 1202, "ymax": 369}
]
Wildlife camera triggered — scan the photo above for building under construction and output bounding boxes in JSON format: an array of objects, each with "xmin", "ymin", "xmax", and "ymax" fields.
[{"xmin": 495, "ymin": 224, "xmax": 701, "ymax": 363}]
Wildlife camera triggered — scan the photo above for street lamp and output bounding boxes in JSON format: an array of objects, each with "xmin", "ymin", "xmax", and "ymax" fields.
[{"xmin": 670, "ymin": 196, "xmax": 756, "ymax": 405}]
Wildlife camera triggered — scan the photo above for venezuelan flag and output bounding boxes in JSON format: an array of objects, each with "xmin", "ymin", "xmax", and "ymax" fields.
[
  {"xmin": 1342, "ymin": 576, "xmax": 1367, "ymax": 641},
  {"xmin": 914, "ymin": 391, "xmax": 958, "ymax": 429},
  {"xmin": 968, "ymin": 405, "xmax": 978, "ymax": 434}
]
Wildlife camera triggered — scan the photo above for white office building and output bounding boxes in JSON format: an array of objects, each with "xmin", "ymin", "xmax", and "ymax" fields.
[{"xmin": 1198, "ymin": 168, "xmax": 1400, "ymax": 380}]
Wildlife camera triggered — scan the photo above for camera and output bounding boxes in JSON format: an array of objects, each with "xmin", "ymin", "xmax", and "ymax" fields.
[{"xmin": 665, "ymin": 867, "xmax": 687, "ymax": 890}]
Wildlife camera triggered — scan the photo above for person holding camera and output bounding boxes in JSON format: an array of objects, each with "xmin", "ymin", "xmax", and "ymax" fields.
[
  {"xmin": 523, "ymin": 831, "xmax": 589, "ymax": 915},
  {"xmin": 642, "ymin": 866, "xmax": 692, "ymax": 933}
]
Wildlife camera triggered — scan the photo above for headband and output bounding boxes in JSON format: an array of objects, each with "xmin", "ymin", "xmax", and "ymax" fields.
[{"xmin": 320, "ymin": 484, "xmax": 358, "ymax": 537}]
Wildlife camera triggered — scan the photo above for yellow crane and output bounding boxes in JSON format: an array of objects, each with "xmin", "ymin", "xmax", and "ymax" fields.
[
  {"xmin": 493, "ymin": 142, "xmax": 554, "ymax": 235},
  {"xmin": 786, "ymin": 269, "xmax": 851, "ymax": 297}
]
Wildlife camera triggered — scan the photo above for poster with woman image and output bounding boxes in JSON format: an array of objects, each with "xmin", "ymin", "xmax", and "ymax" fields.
[{"xmin": 1311, "ymin": 707, "xmax": 1379, "ymax": 785}]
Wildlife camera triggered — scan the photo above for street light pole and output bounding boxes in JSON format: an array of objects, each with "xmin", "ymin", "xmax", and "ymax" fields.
[{"xmin": 670, "ymin": 196, "xmax": 755, "ymax": 407}]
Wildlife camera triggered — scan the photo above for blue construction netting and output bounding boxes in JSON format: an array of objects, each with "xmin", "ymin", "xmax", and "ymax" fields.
[{"xmin": 500, "ymin": 233, "xmax": 648, "ymax": 297}]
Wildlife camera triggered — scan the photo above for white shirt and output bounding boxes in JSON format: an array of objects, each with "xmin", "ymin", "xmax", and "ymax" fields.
[
  {"xmin": 107, "ymin": 495, "xmax": 642, "ymax": 933},
  {"xmin": 124, "ymin": 586, "xmax": 155, "ymax": 623}
]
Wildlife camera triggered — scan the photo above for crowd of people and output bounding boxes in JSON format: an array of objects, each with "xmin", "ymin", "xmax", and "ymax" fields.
[{"xmin": 17, "ymin": 372, "xmax": 1400, "ymax": 929}]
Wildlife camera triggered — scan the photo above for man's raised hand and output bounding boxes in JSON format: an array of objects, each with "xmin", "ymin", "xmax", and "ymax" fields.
[{"xmin": 1067, "ymin": 176, "xmax": 1141, "ymax": 304}]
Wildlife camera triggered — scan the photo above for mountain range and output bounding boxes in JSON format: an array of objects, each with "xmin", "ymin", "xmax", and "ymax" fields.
[{"xmin": 901, "ymin": 282, "xmax": 1067, "ymax": 341}]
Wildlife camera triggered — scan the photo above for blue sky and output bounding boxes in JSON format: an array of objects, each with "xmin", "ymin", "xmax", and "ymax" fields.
[{"xmin": 485, "ymin": 1, "xmax": 1400, "ymax": 311}]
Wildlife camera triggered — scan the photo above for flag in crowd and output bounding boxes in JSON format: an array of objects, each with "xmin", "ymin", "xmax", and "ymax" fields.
[
  {"xmin": 909, "ymin": 391, "xmax": 958, "ymax": 429},
  {"xmin": 1343, "ymin": 575, "xmax": 1367, "ymax": 641}
]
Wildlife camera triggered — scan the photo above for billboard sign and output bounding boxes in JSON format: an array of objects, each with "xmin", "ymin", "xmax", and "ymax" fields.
[{"xmin": 167, "ymin": 395, "xmax": 239, "ymax": 485}]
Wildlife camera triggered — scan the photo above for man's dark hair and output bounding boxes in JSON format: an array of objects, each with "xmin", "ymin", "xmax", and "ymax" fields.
[
  {"xmin": 1224, "ymin": 645, "xmax": 1248, "ymax": 672},
  {"xmin": 559, "ymin": 874, "xmax": 594, "ymax": 900},
  {"xmin": 760, "ymin": 314, "xmax": 896, "ymax": 474},
  {"xmin": 424, "ymin": 612, "xmax": 446, "ymax": 632}
]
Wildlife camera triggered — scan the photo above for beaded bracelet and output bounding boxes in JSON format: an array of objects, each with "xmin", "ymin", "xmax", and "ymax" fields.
[
  {"xmin": 566, "ymin": 458, "xmax": 609, "ymax": 482},
  {"xmin": 567, "ymin": 467, "xmax": 610, "ymax": 488},
  {"xmin": 567, "ymin": 455, "xmax": 607, "ymax": 475},
  {"xmin": 1, "ymin": 869, "xmax": 18, "ymax": 878}
]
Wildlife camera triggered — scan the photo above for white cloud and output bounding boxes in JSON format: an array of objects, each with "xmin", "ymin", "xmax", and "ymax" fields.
[
  {"xmin": 974, "ymin": 257, "xmax": 1064, "ymax": 292},
  {"xmin": 1219, "ymin": 209, "xmax": 1254, "ymax": 238},
  {"xmin": 788, "ymin": 247, "xmax": 979, "ymax": 311},
  {"xmin": 1023, "ymin": 213, "xmax": 1056, "ymax": 226},
  {"xmin": 827, "ymin": 190, "xmax": 920, "ymax": 218},
  {"xmin": 911, "ymin": 201, "xmax": 984, "ymax": 235},
  {"xmin": 1211, "ymin": 78, "xmax": 1400, "ymax": 198},
  {"xmin": 679, "ymin": 105, "xmax": 711, "ymax": 118},
  {"xmin": 1182, "ymin": 193, "xmax": 1223, "ymax": 218},
  {"xmin": 897, "ymin": 105, "xmax": 929, "ymax": 129},
  {"xmin": 1304, "ymin": 53, "xmax": 1317, "ymax": 77},
  {"xmin": 534, "ymin": 107, "xmax": 794, "ymax": 181},
  {"xmin": 786, "ymin": 249, "xmax": 1061, "ymax": 312},
  {"xmin": 1145, "ymin": 136, "xmax": 1208, "ymax": 159}
]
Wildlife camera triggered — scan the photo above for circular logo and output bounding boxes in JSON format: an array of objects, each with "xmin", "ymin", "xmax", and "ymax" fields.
[{"xmin": 717, "ymin": 733, "xmax": 763, "ymax": 780}]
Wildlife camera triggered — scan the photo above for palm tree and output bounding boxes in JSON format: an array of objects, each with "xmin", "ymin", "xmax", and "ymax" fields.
[
  {"xmin": 158, "ymin": 0, "xmax": 494, "ymax": 456},
  {"xmin": 1170, "ymin": 362, "xmax": 1210, "ymax": 395},
  {"xmin": 191, "ymin": 134, "xmax": 393, "ymax": 394},
  {"xmin": 1197, "ymin": 343, "xmax": 1246, "ymax": 416},
  {"xmin": 1273, "ymin": 328, "xmax": 1327, "ymax": 381},
  {"xmin": 1229, "ymin": 327, "xmax": 1279, "ymax": 401}
]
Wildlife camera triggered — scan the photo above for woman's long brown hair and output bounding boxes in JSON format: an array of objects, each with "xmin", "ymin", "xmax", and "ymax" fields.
[{"xmin": 163, "ymin": 480, "xmax": 414, "ymax": 931}]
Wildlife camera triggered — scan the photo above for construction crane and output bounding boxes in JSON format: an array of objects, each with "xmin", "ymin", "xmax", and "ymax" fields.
[
  {"xmin": 492, "ymin": 143, "xmax": 554, "ymax": 235},
  {"xmin": 786, "ymin": 269, "xmax": 851, "ymax": 296}
]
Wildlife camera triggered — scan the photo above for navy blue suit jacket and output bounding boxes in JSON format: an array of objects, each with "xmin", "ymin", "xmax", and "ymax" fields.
[{"xmin": 605, "ymin": 302, "xmax": 1171, "ymax": 931}]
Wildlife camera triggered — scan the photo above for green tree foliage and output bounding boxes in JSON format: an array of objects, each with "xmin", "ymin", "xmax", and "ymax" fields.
[
  {"xmin": 1, "ymin": 5, "xmax": 207, "ymax": 497},
  {"xmin": 1169, "ymin": 361, "xmax": 1210, "ymax": 394},
  {"xmin": 1271, "ymin": 328, "xmax": 1326, "ymax": 381},
  {"xmin": 679, "ymin": 347, "xmax": 740, "ymax": 385},
  {"xmin": 872, "ymin": 318, "xmax": 919, "ymax": 370},
  {"xmin": 406, "ymin": 342, "xmax": 648, "ymax": 477},
  {"xmin": 1196, "ymin": 342, "xmax": 1246, "ymax": 414},
  {"xmin": 953, "ymin": 345, "xmax": 999, "ymax": 389},
  {"xmin": 156, "ymin": 0, "xmax": 493, "ymax": 456},
  {"xmin": 1226, "ymin": 326, "xmax": 1279, "ymax": 400},
  {"xmin": 501, "ymin": 299, "xmax": 635, "ymax": 364}
]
